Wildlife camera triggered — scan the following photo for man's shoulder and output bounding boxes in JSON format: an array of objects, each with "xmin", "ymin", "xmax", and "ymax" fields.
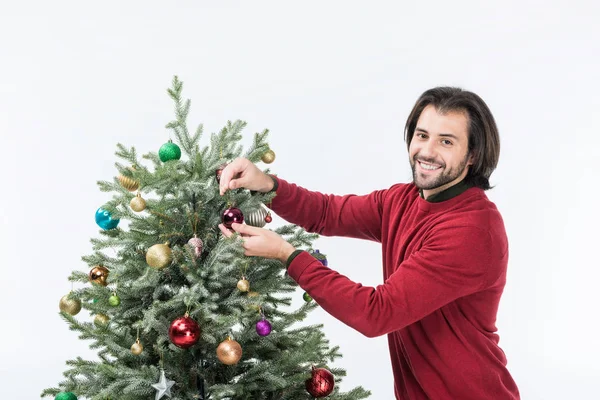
[{"xmin": 386, "ymin": 181, "xmax": 419, "ymax": 197}]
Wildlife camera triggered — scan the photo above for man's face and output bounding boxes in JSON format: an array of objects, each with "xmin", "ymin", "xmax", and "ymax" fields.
[{"xmin": 409, "ymin": 104, "xmax": 473, "ymax": 193}]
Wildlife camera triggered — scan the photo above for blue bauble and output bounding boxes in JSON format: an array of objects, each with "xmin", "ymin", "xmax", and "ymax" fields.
[{"xmin": 95, "ymin": 208, "xmax": 120, "ymax": 230}]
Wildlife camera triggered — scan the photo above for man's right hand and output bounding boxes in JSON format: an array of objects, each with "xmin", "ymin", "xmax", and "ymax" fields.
[{"xmin": 219, "ymin": 157, "xmax": 274, "ymax": 196}]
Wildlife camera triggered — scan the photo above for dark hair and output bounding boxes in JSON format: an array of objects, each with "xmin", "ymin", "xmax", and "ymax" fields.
[{"xmin": 404, "ymin": 87, "xmax": 500, "ymax": 191}]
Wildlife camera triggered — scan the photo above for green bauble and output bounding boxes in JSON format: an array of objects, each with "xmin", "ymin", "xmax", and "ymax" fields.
[
  {"xmin": 303, "ymin": 292, "xmax": 312, "ymax": 302},
  {"xmin": 158, "ymin": 140, "xmax": 181, "ymax": 162},
  {"xmin": 55, "ymin": 392, "xmax": 77, "ymax": 400},
  {"xmin": 108, "ymin": 294, "xmax": 121, "ymax": 306}
]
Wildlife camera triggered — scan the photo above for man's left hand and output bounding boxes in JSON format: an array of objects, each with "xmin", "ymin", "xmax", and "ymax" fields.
[{"xmin": 218, "ymin": 223, "xmax": 296, "ymax": 263}]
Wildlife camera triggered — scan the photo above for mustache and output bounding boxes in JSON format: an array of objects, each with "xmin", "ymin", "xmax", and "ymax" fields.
[{"xmin": 413, "ymin": 156, "xmax": 444, "ymax": 167}]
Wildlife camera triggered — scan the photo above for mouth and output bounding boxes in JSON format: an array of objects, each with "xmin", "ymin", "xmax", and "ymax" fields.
[{"xmin": 417, "ymin": 160, "xmax": 442, "ymax": 173}]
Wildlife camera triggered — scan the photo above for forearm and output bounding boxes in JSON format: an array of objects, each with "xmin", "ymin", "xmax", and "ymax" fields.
[
  {"xmin": 268, "ymin": 176, "xmax": 384, "ymax": 242},
  {"xmin": 286, "ymin": 241, "xmax": 494, "ymax": 338}
]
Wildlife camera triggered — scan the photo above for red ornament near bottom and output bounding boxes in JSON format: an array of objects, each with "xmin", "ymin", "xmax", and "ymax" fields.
[{"xmin": 305, "ymin": 366, "xmax": 335, "ymax": 397}]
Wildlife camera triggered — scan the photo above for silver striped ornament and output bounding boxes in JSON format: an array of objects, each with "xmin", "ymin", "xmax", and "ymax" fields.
[{"xmin": 246, "ymin": 206, "xmax": 269, "ymax": 228}]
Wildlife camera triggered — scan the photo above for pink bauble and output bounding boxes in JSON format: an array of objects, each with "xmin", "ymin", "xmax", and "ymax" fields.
[{"xmin": 187, "ymin": 236, "xmax": 203, "ymax": 259}]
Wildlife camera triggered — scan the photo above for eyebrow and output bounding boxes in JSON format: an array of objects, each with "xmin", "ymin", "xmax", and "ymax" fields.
[{"xmin": 415, "ymin": 127, "xmax": 460, "ymax": 140}]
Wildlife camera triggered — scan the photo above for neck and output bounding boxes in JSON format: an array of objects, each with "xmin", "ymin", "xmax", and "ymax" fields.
[{"xmin": 422, "ymin": 174, "xmax": 467, "ymax": 200}]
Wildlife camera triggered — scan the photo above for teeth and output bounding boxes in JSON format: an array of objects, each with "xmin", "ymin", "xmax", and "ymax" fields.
[{"xmin": 419, "ymin": 161, "xmax": 440, "ymax": 170}]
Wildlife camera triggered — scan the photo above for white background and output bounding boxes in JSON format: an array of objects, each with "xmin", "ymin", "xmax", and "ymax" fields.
[{"xmin": 1, "ymin": 1, "xmax": 599, "ymax": 399}]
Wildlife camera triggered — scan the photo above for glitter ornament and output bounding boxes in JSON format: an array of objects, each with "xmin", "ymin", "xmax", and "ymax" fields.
[
  {"xmin": 187, "ymin": 235, "xmax": 203, "ymax": 259},
  {"xmin": 158, "ymin": 139, "xmax": 181, "ymax": 162},
  {"xmin": 237, "ymin": 278, "xmax": 250, "ymax": 292},
  {"xmin": 89, "ymin": 266, "xmax": 109, "ymax": 286},
  {"xmin": 108, "ymin": 293, "xmax": 121, "ymax": 307},
  {"xmin": 305, "ymin": 366, "xmax": 335, "ymax": 398},
  {"xmin": 131, "ymin": 339, "xmax": 143, "ymax": 355},
  {"xmin": 118, "ymin": 174, "xmax": 139, "ymax": 192},
  {"xmin": 54, "ymin": 392, "xmax": 77, "ymax": 400},
  {"xmin": 130, "ymin": 193, "xmax": 146, "ymax": 212},
  {"xmin": 94, "ymin": 314, "xmax": 109, "ymax": 327},
  {"xmin": 95, "ymin": 207, "xmax": 119, "ymax": 230},
  {"xmin": 246, "ymin": 206, "xmax": 268, "ymax": 228},
  {"xmin": 59, "ymin": 293, "xmax": 82, "ymax": 316},
  {"xmin": 256, "ymin": 317, "xmax": 272, "ymax": 337},
  {"xmin": 222, "ymin": 207, "xmax": 244, "ymax": 229},
  {"xmin": 168, "ymin": 313, "xmax": 201, "ymax": 348},
  {"xmin": 261, "ymin": 149, "xmax": 276, "ymax": 164},
  {"xmin": 216, "ymin": 337, "xmax": 242, "ymax": 365},
  {"xmin": 146, "ymin": 243, "xmax": 173, "ymax": 270}
]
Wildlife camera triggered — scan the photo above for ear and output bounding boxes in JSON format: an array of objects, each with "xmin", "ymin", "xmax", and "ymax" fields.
[{"xmin": 467, "ymin": 151, "xmax": 475, "ymax": 166}]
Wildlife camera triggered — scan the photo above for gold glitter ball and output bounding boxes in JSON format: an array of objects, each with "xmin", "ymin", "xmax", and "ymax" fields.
[
  {"xmin": 146, "ymin": 243, "xmax": 173, "ymax": 270},
  {"xmin": 261, "ymin": 149, "xmax": 276, "ymax": 164},
  {"xmin": 59, "ymin": 294, "xmax": 82, "ymax": 316}
]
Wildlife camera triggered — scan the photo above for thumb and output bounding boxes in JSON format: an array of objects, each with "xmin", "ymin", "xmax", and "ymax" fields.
[
  {"xmin": 231, "ymin": 222, "xmax": 262, "ymax": 236},
  {"xmin": 229, "ymin": 177, "xmax": 245, "ymax": 190}
]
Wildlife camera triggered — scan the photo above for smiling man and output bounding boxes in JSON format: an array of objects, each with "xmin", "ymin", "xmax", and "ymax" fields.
[{"xmin": 218, "ymin": 87, "xmax": 520, "ymax": 399}]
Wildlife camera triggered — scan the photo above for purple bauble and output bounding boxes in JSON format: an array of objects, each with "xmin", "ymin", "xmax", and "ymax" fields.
[
  {"xmin": 312, "ymin": 249, "xmax": 328, "ymax": 266},
  {"xmin": 222, "ymin": 207, "xmax": 244, "ymax": 229},
  {"xmin": 256, "ymin": 318, "xmax": 272, "ymax": 336}
]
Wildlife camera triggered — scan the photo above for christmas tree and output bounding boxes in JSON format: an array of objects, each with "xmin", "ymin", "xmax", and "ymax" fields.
[{"xmin": 42, "ymin": 76, "xmax": 371, "ymax": 400}]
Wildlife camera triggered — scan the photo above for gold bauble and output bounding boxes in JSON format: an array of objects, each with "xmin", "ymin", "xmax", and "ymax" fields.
[
  {"xmin": 59, "ymin": 294, "xmax": 82, "ymax": 316},
  {"xmin": 146, "ymin": 243, "xmax": 173, "ymax": 269},
  {"xmin": 216, "ymin": 338, "xmax": 243, "ymax": 365},
  {"xmin": 131, "ymin": 339, "xmax": 143, "ymax": 355},
  {"xmin": 89, "ymin": 265, "xmax": 109, "ymax": 286},
  {"xmin": 118, "ymin": 174, "xmax": 140, "ymax": 192},
  {"xmin": 94, "ymin": 314, "xmax": 110, "ymax": 327},
  {"xmin": 261, "ymin": 149, "xmax": 276, "ymax": 164},
  {"xmin": 237, "ymin": 278, "xmax": 250, "ymax": 292},
  {"xmin": 130, "ymin": 193, "xmax": 146, "ymax": 212}
]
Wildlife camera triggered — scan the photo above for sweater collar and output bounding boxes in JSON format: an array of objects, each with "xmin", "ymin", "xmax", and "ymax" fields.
[{"xmin": 418, "ymin": 178, "xmax": 473, "ymax": 203}]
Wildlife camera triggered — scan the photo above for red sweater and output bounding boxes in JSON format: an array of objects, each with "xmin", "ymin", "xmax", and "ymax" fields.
[{"xmin": 270, "ymin": 177, "xmax": 520, "ymax": 400}]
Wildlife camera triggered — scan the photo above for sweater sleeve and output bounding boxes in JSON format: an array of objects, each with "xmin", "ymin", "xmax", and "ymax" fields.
[
  {"xmin": 287, "ymin": 225, "xmax": 503, "ymax": 338},
  {"xmin": 269, "ymin": 176, "xmax": 386, "ymax": 242}
]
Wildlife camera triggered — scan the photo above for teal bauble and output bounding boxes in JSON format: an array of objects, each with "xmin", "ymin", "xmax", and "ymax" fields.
[
  {"xmin": 55, "ymin": 392, "xmax": 78, "ymax": 400},
  {"xmin": 158, "ymin": 140, "xmax": 181, "ymax": 162},
  {"xmin": 95, "ymin": 208, "xmax": 119, "ymax": 230}
]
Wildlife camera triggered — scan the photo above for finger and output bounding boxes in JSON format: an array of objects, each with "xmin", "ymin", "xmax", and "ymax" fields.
[
  {"xmin": 219, "ymin": 158, "xmax": 244, "ymax": 195},
  {"xmin": 231, "ymin": 222, "xmax": 263, "ymax": 236},
  {"xmin": 218, "ymin": 224, "xmax": 234, "ymax": 238}
]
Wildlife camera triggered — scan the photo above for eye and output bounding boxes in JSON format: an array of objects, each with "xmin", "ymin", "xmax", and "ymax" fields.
[{"xmin": 442, "ymin": 140, "xmax": 452, "ymax": 145}]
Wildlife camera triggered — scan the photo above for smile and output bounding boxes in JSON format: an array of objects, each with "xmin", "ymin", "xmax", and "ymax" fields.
[{"xmin": 418, "ymin": 161, "xmax": 441, "ymax": 172}]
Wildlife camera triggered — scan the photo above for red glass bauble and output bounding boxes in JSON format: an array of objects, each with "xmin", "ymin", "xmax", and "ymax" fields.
[{"xmin": 168, "ymin": 315, "xmax": 200, "ymax": 348}]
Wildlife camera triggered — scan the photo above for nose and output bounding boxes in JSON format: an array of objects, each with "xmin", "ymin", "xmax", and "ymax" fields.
[{"xmin": 418, "ymin": 140, "xmax": 437, "ymax": 161}]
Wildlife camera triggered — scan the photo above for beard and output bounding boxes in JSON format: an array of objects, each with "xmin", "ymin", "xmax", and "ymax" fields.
[{"xmin": 410, "ymin": 152, "xmax": 470, "ymax": 190}]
